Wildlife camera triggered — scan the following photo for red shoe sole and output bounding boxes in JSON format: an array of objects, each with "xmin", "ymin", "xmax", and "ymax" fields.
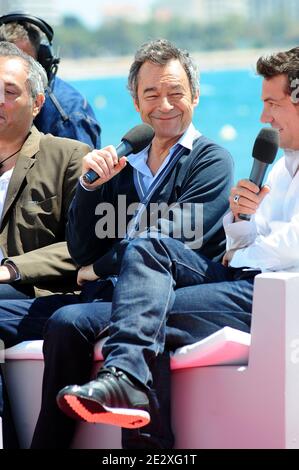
[{"xmin": 62, "ymin": 394, "xmax": 150, "ymax": 429}]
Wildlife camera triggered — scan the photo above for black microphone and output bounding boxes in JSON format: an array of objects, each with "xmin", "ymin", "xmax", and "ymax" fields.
[
  {"xmin": 83, "ymin": 123, "xmax": 155, "ymax": 184},
  {"xmin": 239, "ymin": 127, "xmax": 279, "ymax": 221}
]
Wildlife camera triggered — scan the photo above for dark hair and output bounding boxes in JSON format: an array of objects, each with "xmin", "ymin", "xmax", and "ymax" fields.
[
  {"xmin": 256, "ymin": 47, "xmax": 299, "ymax": 95},
  {"xmin": 0, "ymin": 22, "xmax": 41, "ymax": 55},
  {"xmin": 128, "ymin": 39, "xmax": 199, "ymax": 100}
]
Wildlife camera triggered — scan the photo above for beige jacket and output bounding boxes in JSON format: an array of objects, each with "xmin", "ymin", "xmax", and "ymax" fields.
[{"xmin": 0, "ymin": 126, "xmax": 90, "ymax": 296}]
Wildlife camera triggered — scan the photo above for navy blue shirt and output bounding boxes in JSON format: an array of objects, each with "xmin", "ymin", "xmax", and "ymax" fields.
[{"xmin": 67, "ymin": 135, "xmax": 234, "ymax": 276}]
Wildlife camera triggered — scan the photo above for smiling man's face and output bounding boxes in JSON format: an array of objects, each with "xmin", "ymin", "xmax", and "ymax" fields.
[
  {"xmin": 260, "ymin": 73, "xmax": 299, "ymax": 150},
  {"xmin": 0, "ymin": 56, "xmax": 42, "ymax": 140},
  {"xmin": 133, "ymin": 59, "xmax": 199, "ymax": 143}
]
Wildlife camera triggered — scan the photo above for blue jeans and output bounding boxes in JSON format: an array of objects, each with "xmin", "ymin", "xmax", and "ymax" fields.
[
  {"xmin": 103, "ymin": 237, "xmax": 253, "ymax": 388},
  {"xmin": 0, "ymin": 238, "xmax": 253, "ymax": 448},
  {"xmin": 0, "ymin": 283, "xmax": 34, "ymax": 300},
  {"xmin": 0, "ymin": 282, "xmax": 35, "ymax": 448}
]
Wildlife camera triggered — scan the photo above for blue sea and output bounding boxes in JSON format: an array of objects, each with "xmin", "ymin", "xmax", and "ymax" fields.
[{"xmin": 71, "ymin": 69, "xmax": 283, "ymax": 182}]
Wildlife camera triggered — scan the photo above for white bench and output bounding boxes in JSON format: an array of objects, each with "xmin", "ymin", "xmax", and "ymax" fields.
[{"xmin": 2, "ymin": 272, "xmax": 299, "ymax": 448}]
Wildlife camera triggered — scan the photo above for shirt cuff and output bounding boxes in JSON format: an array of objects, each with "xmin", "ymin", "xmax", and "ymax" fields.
[
  {"xmin": 79, "ymin": 176, "xmax": 99, "ymax": 191},
  {"xmin": 223, "ymin": 212, "xmax": 257, "ymax": 251},
  {"xmin": 1, "ymin": 260, "xmax": 21, "ymax": 281}
]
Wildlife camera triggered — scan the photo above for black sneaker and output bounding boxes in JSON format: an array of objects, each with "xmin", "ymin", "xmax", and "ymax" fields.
[{"xmin": 56, "ymin": 367, "xmax": 150, "ymax": 429}]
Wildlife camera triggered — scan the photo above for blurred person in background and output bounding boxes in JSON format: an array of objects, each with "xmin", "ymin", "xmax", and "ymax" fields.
[{"xmin": 0, "ymin": 12, "xmax": 101, "ymax": 148}]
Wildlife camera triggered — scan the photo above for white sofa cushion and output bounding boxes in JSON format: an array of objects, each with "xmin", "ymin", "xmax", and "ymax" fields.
[
  {"xmin": 170, "ymin": 326, "xmax": 250, "ymax": 370},
  {"xmin": 4, "ymin": 326, "xmax": 250, "ymax": 369},
  {"xmin": 4, "ymin": 340, "xmax": 44, "ymax": 360}
]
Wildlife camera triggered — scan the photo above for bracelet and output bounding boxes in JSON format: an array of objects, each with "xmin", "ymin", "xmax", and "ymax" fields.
[{"xmin": 4, "ymin": 261, "xmax": 21, "ymax": 281}]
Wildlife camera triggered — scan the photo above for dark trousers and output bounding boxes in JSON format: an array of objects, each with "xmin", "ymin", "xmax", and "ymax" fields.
[
  {"xmin": 0, "ymin": 283, "xmax": 35, "ymax": 448},
  {"xmin": 0, "ymin": 287, "xmax": 112, "ymax": 449}
]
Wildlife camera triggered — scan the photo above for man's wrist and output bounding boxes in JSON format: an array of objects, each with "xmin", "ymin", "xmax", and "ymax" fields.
[
  {"xmin": 79, "ymin": 176, "xmax": 99, "ymax": 191},
  {"xmin": 2, "ymin": 261, "xmax": 21, "ymax": 281}
]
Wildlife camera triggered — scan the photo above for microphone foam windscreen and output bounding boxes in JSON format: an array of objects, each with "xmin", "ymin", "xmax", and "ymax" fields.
[
  {"xmin": 122, "ymin": 124, "xmax": 155, "ymax": 153},
  {"xmin": 252, "ymin": 127, "xmax": 279, "ymax": 164}
]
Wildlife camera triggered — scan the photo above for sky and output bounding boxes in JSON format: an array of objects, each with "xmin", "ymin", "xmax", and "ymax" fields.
[{"xmin": 54, "ymin": 0, "xmax": 155, "ymax": 28}]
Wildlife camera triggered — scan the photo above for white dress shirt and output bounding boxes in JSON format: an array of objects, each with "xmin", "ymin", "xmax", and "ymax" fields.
[
  {"xmin": 224, "ymin": 150, "xmax": 299, "ymax": 272},
  {"xmin": 0, "ymin": 168, "xmax": 14, "ymax": 262}
]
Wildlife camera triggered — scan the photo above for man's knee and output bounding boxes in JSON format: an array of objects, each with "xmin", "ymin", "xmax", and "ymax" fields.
[
  {"xmin": 44, "ymin": 303, "xmax": 109, "ymax": 347},
  {"xmin": 42, "ymin": 304, "xmax": 96, "ymax": 377},
  {"xmin": 44, "ymin": 305, "xmax": 84, "ymax": 341},
  {"xmin": 125, "ymin": 235, "xmax": 183, "ymax": 261}
]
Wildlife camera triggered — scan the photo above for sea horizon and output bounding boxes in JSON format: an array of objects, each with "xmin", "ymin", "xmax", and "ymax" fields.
[
  {"xmin": 67, "ymin": 63, "xmax": 283, "ymax": 183},
  {"xmin": 59, "ymin": 47, "xmax": 275, "ymax": 81}
]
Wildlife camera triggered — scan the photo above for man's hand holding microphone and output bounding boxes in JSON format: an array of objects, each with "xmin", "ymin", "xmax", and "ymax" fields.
[
  {"xmin": 81, "ymin": 123, "xmax": 155, "ymax": 189},
  {"xmin": 230, "ymin": 179, "xmax": 270, "ymax": 221},
  {"xmin": 81, "ymin": 146, "xmax": 128, "ymax": 189},
  {"xmin": 229, "ymin": 127, "xmax": 279, "ymax": 222}
]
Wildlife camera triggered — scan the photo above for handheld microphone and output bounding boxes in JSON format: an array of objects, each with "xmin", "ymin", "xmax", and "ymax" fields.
[
  {"xmin": 239, "ymin": 127, "xmax": 279, "ymax": 221},
  {"xmin": 83, "ymin": 123, "xmax": 155, "ymax": 184}
]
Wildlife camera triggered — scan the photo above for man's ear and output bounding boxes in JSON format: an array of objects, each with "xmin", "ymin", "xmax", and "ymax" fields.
[
  {"xmin": 193, "ymin": 90, "xmax": 200, "ymax": 107},
  {"xmin": 32, "ymin": 93, "xmax": 45, "ymax": 118},
  {"xmin": 133, "ymin": 98, "xmax": 140, "ymax": 112}
]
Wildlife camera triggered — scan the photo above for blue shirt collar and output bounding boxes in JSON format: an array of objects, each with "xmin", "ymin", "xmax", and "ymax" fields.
[{"xmin": 127, "ymin": 122, "xmax": 201, "ymax": 176}]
